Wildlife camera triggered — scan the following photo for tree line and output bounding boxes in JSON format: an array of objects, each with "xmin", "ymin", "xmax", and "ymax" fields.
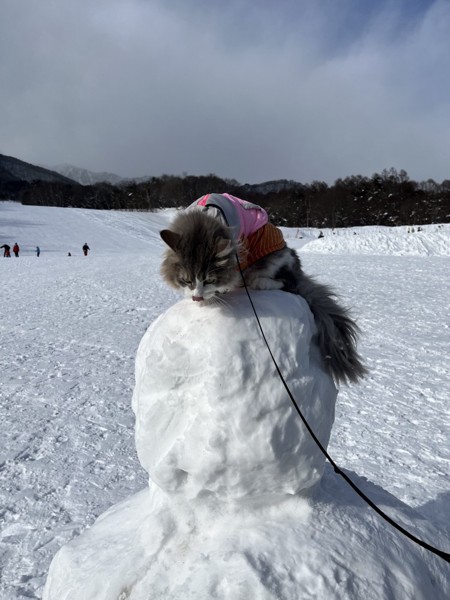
[{"xmin": 11, "ymin": 168, "xmax": 450, "ymax": 228}]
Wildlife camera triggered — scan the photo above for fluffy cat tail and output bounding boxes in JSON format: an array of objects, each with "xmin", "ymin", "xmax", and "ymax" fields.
[{"xmin": 295, "ymin": 272, "xmax": 368, "ymax": 385}]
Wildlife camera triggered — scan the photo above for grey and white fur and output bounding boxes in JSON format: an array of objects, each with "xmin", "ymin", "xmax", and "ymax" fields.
[{"xmin": 160, "ymin": 209, "xmax": 367, "ymax": 385}]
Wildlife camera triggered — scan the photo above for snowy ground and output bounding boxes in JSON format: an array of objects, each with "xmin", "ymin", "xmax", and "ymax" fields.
[{"xmin": 0, "ymin": 201, "xmax": 449, "ymax": 598}]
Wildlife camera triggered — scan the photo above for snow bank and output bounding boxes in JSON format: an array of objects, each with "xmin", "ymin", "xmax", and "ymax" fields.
[
  {"xmin": 286, "ymin": 224, "xmax": 450, "ymax": 256},
  {"xmin": 43, "ymin": 291, "xmax": 449, "ymax": 599}
]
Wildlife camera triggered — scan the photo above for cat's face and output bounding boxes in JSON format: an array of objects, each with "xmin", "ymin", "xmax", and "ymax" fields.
[{"xmin": 160, "ymin": 211, "xmax": 240, "ymax": 302}]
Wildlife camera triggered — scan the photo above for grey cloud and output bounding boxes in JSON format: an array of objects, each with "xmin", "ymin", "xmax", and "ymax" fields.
[{"xmin": 1, "ymin": 0, "xmax": 449, "ymax": 184}]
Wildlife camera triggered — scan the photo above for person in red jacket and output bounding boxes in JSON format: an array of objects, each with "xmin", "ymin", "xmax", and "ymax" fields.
[{"xmin": 13, "ymin": 243, "xmax": 20, "ymax": 257}]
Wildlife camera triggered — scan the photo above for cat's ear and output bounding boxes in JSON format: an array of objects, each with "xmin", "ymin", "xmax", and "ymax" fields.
[
  {"xmin": 216, "ymin": 238, "xmax": 233, "ymax": 258},
  {"xmin": 160, "ymin": 229, "xmax": 181, "ymax": 251}
]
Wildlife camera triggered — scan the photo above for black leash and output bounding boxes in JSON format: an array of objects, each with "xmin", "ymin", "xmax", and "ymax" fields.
[{"xmin": 237, "ymin": 260, "xmax": 450, "ymax": 564}]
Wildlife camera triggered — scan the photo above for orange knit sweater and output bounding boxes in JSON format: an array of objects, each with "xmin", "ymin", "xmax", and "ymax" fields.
[{"xmin": 238, "ymin": 223, "xmax": 286, "ymax": 270}]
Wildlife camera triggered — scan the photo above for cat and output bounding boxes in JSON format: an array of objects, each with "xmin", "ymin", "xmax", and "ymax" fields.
[{"xmin": 160, "ymin": 193, "xmax": 367, "ymax": 385}]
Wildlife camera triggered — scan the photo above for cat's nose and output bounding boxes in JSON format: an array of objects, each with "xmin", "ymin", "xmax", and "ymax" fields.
[{"xmin": 192, "ymin": 295, "xmax": 204, "ymax": 302}]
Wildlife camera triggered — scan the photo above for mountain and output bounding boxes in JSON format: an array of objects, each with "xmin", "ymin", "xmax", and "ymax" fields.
[
  {"xmin": 51, "ymin": 163, "xmax": 125, "ymax": 186},
  {"xmin": 0, "ymin": 154, "xmax": 77, "ymax": 185},
  {"xmin": 51, "ymin": 165, "xmax": 308, "ymax": 192},
  {"xmin": 51, "ymin": 163, "xmax": 155, "ymax": 186},
  {"xmin": 0, "ymin": 153, "xmax": 78, "ymax": 199},
  {"xmin": 239, "ymin": 179, "xmax": 306, "ymax": 195}
]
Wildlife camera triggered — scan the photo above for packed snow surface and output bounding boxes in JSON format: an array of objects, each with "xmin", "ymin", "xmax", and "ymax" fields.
[
  {"xmin": 0, "ymin": 201, "xmax": 449, "ymax": 598},
  {"xmin": 132, "ymin": 292, "xmax": 336, "ymax": 500}
]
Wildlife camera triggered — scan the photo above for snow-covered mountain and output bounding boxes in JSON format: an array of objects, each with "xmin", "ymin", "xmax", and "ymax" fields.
[
  {"xmin": 50, "ymin": 165, "xmax": 307, "ymax": 194},
  {"xmin": 50, "ymin": 163, "xmax": 156, "ymax": 186},
  {"xmin": 51, "ymin": 163, "xmax": 126, "ymax": 186},
  {"xmin": 1, "ymin": 201, "xmax": 449, "ymax": 598}
]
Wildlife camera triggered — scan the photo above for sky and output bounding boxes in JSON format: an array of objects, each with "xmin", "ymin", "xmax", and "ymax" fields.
[{"xmin": 1, "ymin": 0, "xmax": 449, "ymax": 184}]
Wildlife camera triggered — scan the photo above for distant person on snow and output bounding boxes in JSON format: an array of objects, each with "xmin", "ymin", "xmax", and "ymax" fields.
[
  {"xmin": 13, "ymin": 243, "xmax": 20, "ymax": 257},
  {"xmin": 1, "ymin": 244, "xmax": 11, "ymax": 257},
  {"xmin": 82, "ymin": 243, "xmax": 90, "ymax": 256},
  {"xmin": 35, "ymin": 246, "xmax": 40, "ymax": 257}
]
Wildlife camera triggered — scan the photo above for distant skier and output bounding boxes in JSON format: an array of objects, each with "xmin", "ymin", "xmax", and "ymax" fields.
[
  {"xmin": 82, "ymin": 243, "xmax": 90, "ymax": 256},
  {"xmin": 1, "ymin": 244, "xmax": 11, "ymax": 257},
  {"xmin": 13, "ymin": 243, "xmax": 20, "ymax": 257},
  {"xmin": 35, "ymin": 246, "xmax": 40, "ymax": 257}
]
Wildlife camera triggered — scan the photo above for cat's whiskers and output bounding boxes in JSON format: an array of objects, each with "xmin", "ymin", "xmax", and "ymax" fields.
[{"xmin": 209, "ymin": 293, "xmax": 231, "ymax": 311}]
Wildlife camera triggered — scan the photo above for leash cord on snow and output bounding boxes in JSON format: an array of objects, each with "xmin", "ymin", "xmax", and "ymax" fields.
[{"xmin": 236, "ymin": 258, "xmax": 450, "ymax": 564}]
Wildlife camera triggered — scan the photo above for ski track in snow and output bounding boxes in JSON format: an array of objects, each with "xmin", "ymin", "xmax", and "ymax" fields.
[{"xmin": 0, "ymin": 202, "xmax": 449, "ymax": 598}]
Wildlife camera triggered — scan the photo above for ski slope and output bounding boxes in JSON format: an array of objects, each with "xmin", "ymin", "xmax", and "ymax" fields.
[{"xmin": 0, "ymin": 201, "xmax": 449, "ymax": 598}]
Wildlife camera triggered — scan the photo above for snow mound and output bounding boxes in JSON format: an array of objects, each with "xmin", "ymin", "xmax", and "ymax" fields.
[
  {"xmin": 294, "ymin": 224, "xmax": 450, "ymax": 256},
  {"xmin": 132, "ymin": 291, "xmax": 336, "ymax": 499},
  {"xmin": 43, "ymin": 291, "xmax": 449, "ymax": 599},
  {"xmin": 43, "ymin": 470, "xmax": 449, "ymax": 600}
]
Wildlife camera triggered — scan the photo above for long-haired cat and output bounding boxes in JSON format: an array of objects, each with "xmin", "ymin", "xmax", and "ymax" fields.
[{"xmin": 160, "ymin": 194, "xmax": 367, "ymax": 385}]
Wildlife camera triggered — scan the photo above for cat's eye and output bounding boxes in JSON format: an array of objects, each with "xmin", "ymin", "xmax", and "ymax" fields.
[
  {"xmin": 180, "ymin": 277, "xmax": 192, "ymax": 286},
  {"xmin": 204, "ymin": 277, "xmax": 216, "ymax": 284}
]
